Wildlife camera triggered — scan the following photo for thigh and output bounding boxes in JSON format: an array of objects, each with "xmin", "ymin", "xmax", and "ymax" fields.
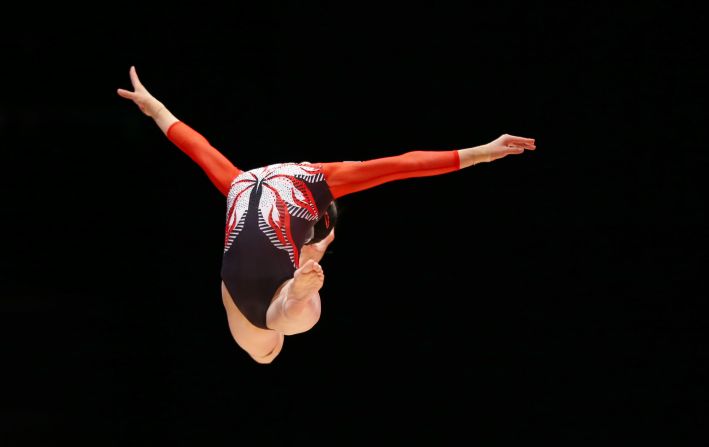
[{"xmin": 221, "ymin": 282, "xmax": 283, "ymax": 361}]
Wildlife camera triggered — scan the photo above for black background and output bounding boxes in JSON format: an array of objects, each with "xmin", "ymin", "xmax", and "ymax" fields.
[{"xmin": 2, "ymin": 2, "xmax": 707, "ymax": 445}]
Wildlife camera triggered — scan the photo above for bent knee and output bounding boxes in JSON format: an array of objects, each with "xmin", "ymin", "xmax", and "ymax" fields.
[
  {"xmin": 250, "ymin": 349, "xmax": 279, "ymax": 364},
  {"xmin": 235, "ymin": 332, "xmax": 284, "ymax": 364}
]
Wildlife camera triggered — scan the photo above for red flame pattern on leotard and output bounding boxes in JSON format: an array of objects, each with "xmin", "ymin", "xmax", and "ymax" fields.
[{"xmin": 224, "ymin": 163, "xmax": 324, "ymax": 267}]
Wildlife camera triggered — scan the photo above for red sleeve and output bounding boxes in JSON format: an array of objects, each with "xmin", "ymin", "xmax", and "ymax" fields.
[
  {"xmin": 166, "ymin": 121, "xmax": 241, "ymax": 196},
  {"xmin": 320, "ymin": 150, "xmax": 460, "ymax": 199}
]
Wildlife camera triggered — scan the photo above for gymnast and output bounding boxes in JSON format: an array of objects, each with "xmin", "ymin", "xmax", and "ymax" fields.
[{"xmin": 117, "ymin": 66, "xmax": 536, "ymax": 364}]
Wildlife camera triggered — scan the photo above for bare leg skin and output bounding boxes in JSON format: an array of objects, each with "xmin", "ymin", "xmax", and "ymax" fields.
[
  {"xmin": 221, "ymin": 254, "xmax": 327, "ymax": 363},
  {"xmin": 222, "ymin": 282, "xmax": 284, "ymax": 364},
  {"xmin": 266, "ymin": 259, "xmax": 324, "ymax": 335}
]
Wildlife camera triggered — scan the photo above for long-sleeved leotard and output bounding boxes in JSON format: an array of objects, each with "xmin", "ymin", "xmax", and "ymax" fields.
[
  {"xmin": 167, "ymin": 121, "xmax": 460, "ymax": 329},
  {"xmin": 167, "ymin": 121, "xmax": 241, "ymax": 196}
]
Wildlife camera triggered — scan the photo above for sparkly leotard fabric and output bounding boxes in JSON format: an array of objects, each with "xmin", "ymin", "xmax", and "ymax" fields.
[{"xmin": 167, "ymin": 121, "xmax": 460, "ymax": 329}]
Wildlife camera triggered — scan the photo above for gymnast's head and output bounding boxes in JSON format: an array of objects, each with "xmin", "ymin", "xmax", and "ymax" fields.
[{"xmin": 304, "ymin": 201, "xmax": 338, "ymax": 245}]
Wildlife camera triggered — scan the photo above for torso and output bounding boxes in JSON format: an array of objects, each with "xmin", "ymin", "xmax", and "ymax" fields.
[{"xmin": 220, "ymin": 162, "xmax": 333, "ymax": 329}]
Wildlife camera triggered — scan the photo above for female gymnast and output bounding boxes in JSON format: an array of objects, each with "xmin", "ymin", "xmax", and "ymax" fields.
[{"xmin": 117, "ymin": 66, "xmax": 536, "ymax": 364}]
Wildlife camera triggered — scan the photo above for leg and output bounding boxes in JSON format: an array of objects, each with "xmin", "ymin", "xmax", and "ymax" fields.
[
  {"xmin": 222, "ymin": 282, "xmax": 284, "ymax": 364},
  {"xmin": 266, "ymin": 259, "xmax": 324, "ymax": 335}
]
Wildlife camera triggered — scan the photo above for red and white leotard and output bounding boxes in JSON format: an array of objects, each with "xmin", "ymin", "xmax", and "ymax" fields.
[{"xmin": 167, "ymin": 121, "xmax": 460, "ymax": 329}]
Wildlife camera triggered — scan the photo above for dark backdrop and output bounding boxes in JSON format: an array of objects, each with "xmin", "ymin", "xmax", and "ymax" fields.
[{"xmin": 2, "ymin": 2, "xmax": 707, "ymax": 445}]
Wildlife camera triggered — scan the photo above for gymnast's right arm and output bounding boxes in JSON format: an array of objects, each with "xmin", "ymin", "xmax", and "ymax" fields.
[{"xmin": 117, "ymin": 66, "xmax": 240, "ymax": 196}]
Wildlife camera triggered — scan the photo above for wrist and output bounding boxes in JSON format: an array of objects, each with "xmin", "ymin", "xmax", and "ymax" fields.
[
  {"xmin": 475, "ymin": 144, "xmax": 493, "ymax": 164},
  {"xmin": 147, "ymin": 100, "xmax": 166, "ymax": 118},
  {"xmin": 459, "ymin": 144, "xmax": 491, "ymax": 168}
]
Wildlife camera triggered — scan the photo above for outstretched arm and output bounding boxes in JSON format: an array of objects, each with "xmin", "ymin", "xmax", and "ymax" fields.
[
  {"xmin": 117, "ymin": 66, "xmax": 240, "ymax": 196},
  {"xmin": 320, "ymin": 134, "xmax": 536, "ymax": 199}
]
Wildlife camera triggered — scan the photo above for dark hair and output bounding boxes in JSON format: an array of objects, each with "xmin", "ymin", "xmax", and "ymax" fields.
[{"xmin": 304, "ymin": 201, "xmax": 338, "ymax": 245}]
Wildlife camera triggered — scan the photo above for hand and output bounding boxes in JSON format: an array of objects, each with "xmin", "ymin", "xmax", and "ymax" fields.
[
  {"xmin": 481, "ymin": 134, "xmax": 536, "ymax": 162},
  {"xmin": 117, "ymin": 66, "xmax": 165, "ymax": 117}
]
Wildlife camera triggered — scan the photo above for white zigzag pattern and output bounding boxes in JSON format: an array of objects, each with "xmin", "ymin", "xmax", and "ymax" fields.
[
  {"xmin": 288, "ymin": 203, "xmax": 319, "ymax": 220},
  {"xmin": 223, "ymin": 163, "xmax": 324, "ymax": 261},
  {"xmin": 257, "ymin": 209, "xmax": 296, "ymax": 265},
  {"xmin": 224, "ymin": 209, "xmax": 248, "ymax": 253}
]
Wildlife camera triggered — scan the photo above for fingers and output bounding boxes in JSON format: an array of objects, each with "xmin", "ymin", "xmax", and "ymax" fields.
[
  {"xmin": 129, "ymin": 65, "xmax": 144, "ymax": 90},
  {"xmin": 116, "ymin": 88, "xmax": 137, "ymax": 99},
  {"xmin": 506, "ymin": 146, "xmax": 526, "ymax": 154},
  {"xmin": 502, "ymin": 134, "xmax": 536, "ymax": 150},
  {"xmin": 117, "ymin": 66, "xmax": 143, "ymax": 98}
]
